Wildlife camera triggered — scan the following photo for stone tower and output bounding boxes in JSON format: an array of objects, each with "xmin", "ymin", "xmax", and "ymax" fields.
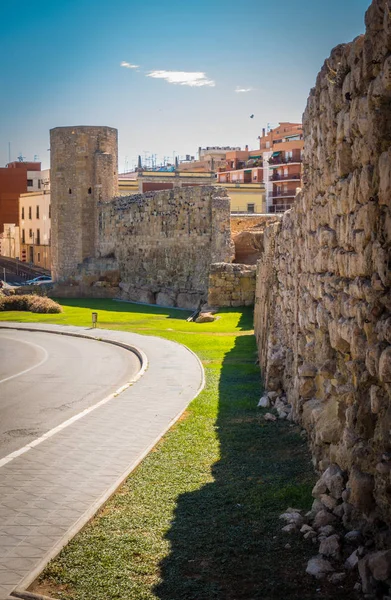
[{"xmin": 50, "ymin": 126, "xmax": 118, "ymax": 281}]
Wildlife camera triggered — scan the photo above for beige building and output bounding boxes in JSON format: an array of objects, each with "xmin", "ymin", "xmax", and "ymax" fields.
[
  {"xmin": 0, "ymin": 223, "xmax": 20, "ymax": 259},
  {"xmin": 217, "ymin": 183, "xmax": 265, "ymax": 214},
  {"xmin": 19, "ymin": 189, "xmax": 51, "ymax": 269},
  {"xmin": 118, "ymin": 172, "xmax": 265, "ymax": 213},
  {"xmin": 178, "ymin": 146, "xmax": 242, "ymax": 173}
]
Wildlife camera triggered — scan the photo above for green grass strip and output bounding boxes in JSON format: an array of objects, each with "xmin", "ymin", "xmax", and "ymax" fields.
[{"xmin": 1, "ymin": 300, "xmax": 351, "ymax": 599}]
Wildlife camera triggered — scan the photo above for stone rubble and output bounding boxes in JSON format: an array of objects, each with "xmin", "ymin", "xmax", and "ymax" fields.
[{"xmin": 306, "ymin": 556, "xmax": 335, "ymax": 579}]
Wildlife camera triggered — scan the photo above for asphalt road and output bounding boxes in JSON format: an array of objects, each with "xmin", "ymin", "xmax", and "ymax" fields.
[{"xmin": 0, "ymin": 329, "xmax": 141, "ymax": 459}]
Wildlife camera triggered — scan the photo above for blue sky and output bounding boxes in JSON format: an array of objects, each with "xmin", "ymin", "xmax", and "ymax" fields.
[{"xmin": 0, "ymin": 0, "xmax": 370, "ymax": 171}]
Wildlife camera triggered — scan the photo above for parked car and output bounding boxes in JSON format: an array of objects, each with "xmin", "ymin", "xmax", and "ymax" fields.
[{"xmin": 25, "ymin": 275, "xmax": 53, "ymax": 285}]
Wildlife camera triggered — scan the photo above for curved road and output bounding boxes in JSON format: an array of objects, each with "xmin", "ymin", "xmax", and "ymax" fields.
[
  {"xmin": 0, "ymin": 323, "xmax": 203, "ymax": 599},
  {"xmin": 0, "ymin": 330, "xmax": 141, "ymax": 459}
]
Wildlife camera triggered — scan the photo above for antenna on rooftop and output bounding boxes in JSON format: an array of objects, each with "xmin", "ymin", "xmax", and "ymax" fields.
[
  {"xmin": 17, "ymin": 153, "xmax": 26, "ymax": 163},
  {"xmin": 34, "ymin": 154, "xmax": 39, "ymax": 162},
  {"xmin": 8, "ymin": 142, "xmax": 11, "ymax": 164}
]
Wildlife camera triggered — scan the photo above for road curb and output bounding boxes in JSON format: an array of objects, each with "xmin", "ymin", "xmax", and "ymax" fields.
[{"xmin": 0, "ymin": 324, "xmax": 148, "ymax": 376}]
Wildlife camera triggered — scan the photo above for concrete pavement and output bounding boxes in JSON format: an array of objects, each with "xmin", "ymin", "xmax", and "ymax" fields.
[
  {"xmin": 0, "ymin": 330, "xmax": 141, "ymax": 458},
  {"xmin": 0, "ymin": 323, "xmax": 204, "ymax": 599}
]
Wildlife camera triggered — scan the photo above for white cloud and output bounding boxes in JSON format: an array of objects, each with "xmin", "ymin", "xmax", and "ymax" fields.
[
  {"xmin": 147, "ymin": 70, "xmax": 215, "ymax": 87},
  {"xmin": 121, "ymin": 61, "xmax": 139, "ymax": 69},
  {"xmin": 235, "ymin": 87, "xmax": 254, "ymax": 93}
]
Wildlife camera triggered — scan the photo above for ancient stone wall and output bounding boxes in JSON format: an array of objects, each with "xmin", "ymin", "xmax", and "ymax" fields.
[
  {"xmin": 208, "ymin": 263, "xmax": 256, "ymax": 307},
  {"xmin": 97, "ymin": 186, "xmax": 233, "ymax": 309},
  {"xmin": 50, "ymin": 126, "xmax": 118, "ymax": 281},
  {"xmin": 231, "ymin": 215, "xmax": 282, "ymax": 265},
  {"xmin": 230, "ymin": 214, "xmax": 281, "ymax": 236},
  {"xmin": 51, "ymin": 125, "xmax": 233, "ymax": 309},
  {"xmin": 255, "ymin": 0, "xmax": 391, "ymax": 541}
]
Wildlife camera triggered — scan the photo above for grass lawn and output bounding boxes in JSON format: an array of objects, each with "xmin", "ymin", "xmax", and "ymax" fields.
[{"xmin": 1, "ymin": 299, "xmax": 355, "ymax": 599}]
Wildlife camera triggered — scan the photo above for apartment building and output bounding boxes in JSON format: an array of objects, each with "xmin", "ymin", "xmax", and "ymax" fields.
[
  {"xmin": 216, "ymin": 122, "xmax": 303, "ymax": 213},
  {"xmin": 261, "ymin": 123, "xmax": 303, "ymax": 213},
  {"xmin": 0, "ymin": 161, "xmax": 43, "ymax": 235},
  {"xmin": 178, "ymin": 146, "xmax": 241, "ymax": 173},
  {"xmin": 19, "ymin": 179, "xmax": 51, "ymax": 269}
]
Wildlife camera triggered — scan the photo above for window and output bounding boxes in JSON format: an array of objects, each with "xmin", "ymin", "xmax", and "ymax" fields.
[
  {"xmin": 22, "ymin": 229, "xmax": 25, "ymax": 244},
  {"xmin": 27, "ymin": 179, "xmax": 33, "ymax": 187},
  {"xmin": 37, "ymin": 253, "xmax": 41, "ymax": 262},
  {"xmin": 38, "ymin": 179, "xmax": 41, "ymax": 189},
  {"xmin": 21, "ymin": 207, "xmax": 24, "ymax": 219},
  {"xmin": 36, "ymin": 205, "xmax": 40, "ymax": 219},
  {"xmin": 36, "ymin": 229, "xmax": 40, "ymax": 245},
  {"xmin": 247, "ymin": 203, "xmax": 255, "ymax": 213},
  {"xmin": 49, "ymin": 204, "xmax": 51, "ymax": 218},
  {"xmin": 29, "ymin": 228, "xmax": 33, "ymax": 239},
  {"xmin": 28, "ymin": 206, "xmax": 32, "ymax": 219}
]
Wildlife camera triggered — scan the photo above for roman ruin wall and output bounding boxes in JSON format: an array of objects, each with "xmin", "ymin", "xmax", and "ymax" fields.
[
  {"xmin": 255, "ymin": 0, "xmax": 391, "ymax": 545},
  {"xmin": 51, "ymin": 126, "xmax": 118, "ymax": 281},
  {"xmin": 208, "ymin": 263, "xmax": 256, "ymax": 307},
  {"xmin": 97, "ymin": 186, "xmax": 233, "ymax": 309},
  {"xmin": 230, "ymin": 214, "xmax": 282, "ymax": 236},
  {"xmin": 51, "ymin": 125, "xmax": 234, "ymax": 309},
  {"xmin": 231, "ymin": 214, "xmax": 281, "ymax": 265}
]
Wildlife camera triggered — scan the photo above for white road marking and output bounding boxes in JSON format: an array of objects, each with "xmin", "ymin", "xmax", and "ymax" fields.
[
  {"xmin": 0, "ymin": 333, "xmax": 148, "ymax": 469},
  {"xmin": 0, "ymin": 335, "xmax": 49, "ymax": 385}
]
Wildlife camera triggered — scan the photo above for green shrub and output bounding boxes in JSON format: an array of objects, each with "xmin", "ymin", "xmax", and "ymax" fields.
[{"xmin": 0, "ymin": 294, "xmax": 62, "ymax": 313}]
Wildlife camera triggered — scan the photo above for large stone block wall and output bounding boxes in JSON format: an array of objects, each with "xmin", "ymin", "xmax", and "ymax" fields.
[
  {"xmin": 230, "ymin": 214, "xmax": 281, "ymax": 236},
  {"xmin": 208, "ymin": 263, "xmax": 256, "ymax": 307},
  {"xmin": 231, "ymin": 215, "xmax": 282, "ymax": 265},
  {"xmin": 255, "ymin": 0, "xmax": 391, "ymax": 537},
  {"xmin": 97, "ymin": 186, "xmax": 233, "ymax": 309}
]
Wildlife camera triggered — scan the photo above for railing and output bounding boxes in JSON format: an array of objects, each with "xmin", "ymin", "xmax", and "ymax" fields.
[
  {"xmin": 267, "ymin": 204, "xmax": 293, "ymax": 214},
  {"xmin": 230, "ymin": 206, "xmax": 264, "ymax": 214},
  {"xmin": 269, "ymin": 173, "xmax": 301, "ymax": 182},
  {"xmin": 268, "ymin": 190, "xmax": 297, "ymax": 198},
  {"xmin": 0, "ymin": 255, "xmax": 50, "ymax": 281},
  {"xmin": 268, "ymin": 156, "xmax": 302, "ymax": 166}
]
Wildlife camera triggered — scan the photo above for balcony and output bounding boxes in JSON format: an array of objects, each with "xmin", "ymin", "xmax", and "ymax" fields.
[
  {"xmin": 268, "ymin": 189, "xmax": 298, "ymax": 199},
  {"xmin": 269, "ymin": 173, "xmax": 301, "ymax": 182},
  {"xmin": 268, "ymin": 203, "xmax": 293, "ymax": 214},
  {"xmin": 268, "ymin": 156, "xmax": 302, "ymax": 166}
]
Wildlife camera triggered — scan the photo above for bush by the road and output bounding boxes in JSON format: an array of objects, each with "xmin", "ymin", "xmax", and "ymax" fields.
[{"xmin": 0, "ymin": 294, "xmax": 62, "ymax": 313}]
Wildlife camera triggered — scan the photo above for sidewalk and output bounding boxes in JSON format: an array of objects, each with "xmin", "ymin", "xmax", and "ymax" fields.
[{"xmin": 0, "ymin": 323, "xmax": 204, "ymax": 599}]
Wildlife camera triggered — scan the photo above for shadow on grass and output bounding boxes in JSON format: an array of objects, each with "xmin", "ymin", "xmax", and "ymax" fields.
[
  {"xmin": 55, "ymin": 299, "xmax": 255, "ymax": 330},
  {"xmin": 54, "ymin": 298, "xmax": 192, "ymax": 320},
  {"xmin": 154, "ymin": 314, "xmax": 323, "ymax": 600}
]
